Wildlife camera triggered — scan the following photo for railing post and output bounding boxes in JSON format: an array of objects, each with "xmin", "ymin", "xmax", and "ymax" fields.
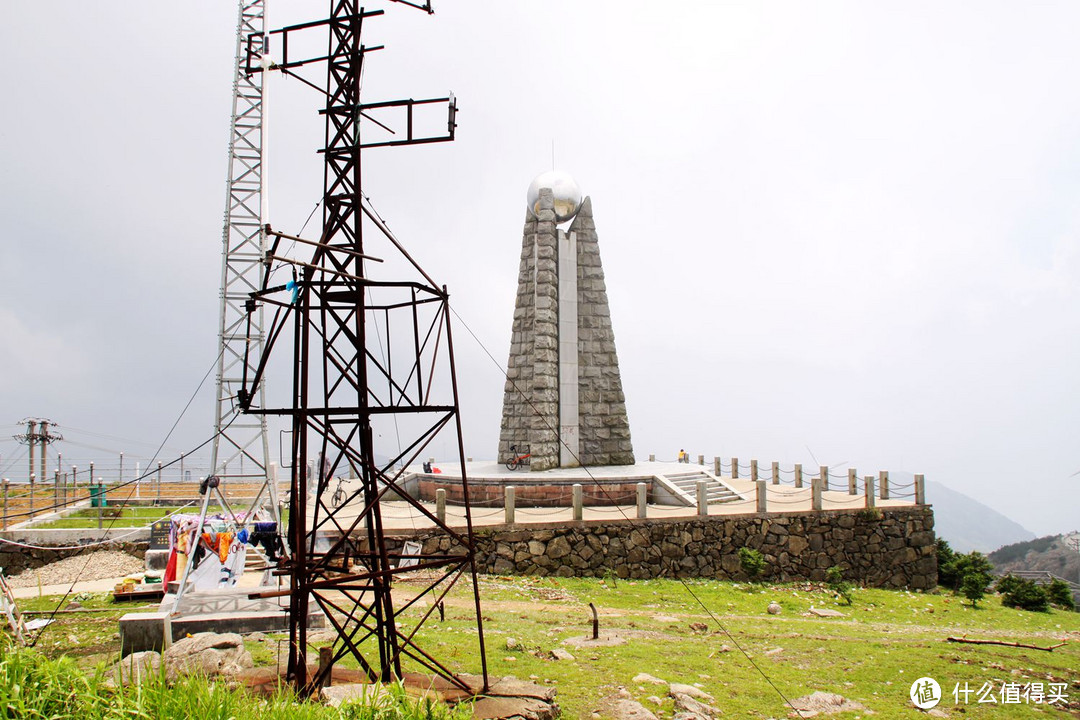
[
  {"xmin": 731, "ymin": 457, "xmax": 739, "ymax": 479},
  {"xmin": 811, "ymin": 477, "xmax": 823, "ymax": 511},
  {"xmin": 820, "ymin": 465, "xmax": 829, "ymax": 492},
  {"xmin": 771, "ymin": 461, "xmax": 779, "ymax": 485},
  {"xmin": 648, "ymin": 453, "xmax": 655, "ymax": 462},
  {"xmin": 848, "ymin": 468, "xmax": 857, "ymax": 495},
  {"xmin": 572, "ymin": 484, "xmax": 583, "ymax": 522},
  {"xmin": 54, "ymin": 469, "xmax": 61, "ymax": 510},
  {"xmin": 157, "ymin": 462, "xmax": 163, "ymax": 502},
  {"xmin": 713, "ymin": 456, "xmax": 721, "ymax": 476},
  {"xmin": 750, "ymin": 459, "xmax": 758, "ymax": 482},
  {"xmin": 504, "ymin": 486, "xmax": 515, "ymax": 524},
  {"xmin": 1, "ymin": 479, "xmax": 8, "ymax": 530},
  {"xmin": 696, "ymin": 480, "xmax": 708, "ymax": 517},
  {"xmin": 879, "ymin": 470, "xmax": 889, "ymax": 500},
  {"xmin": 755, "ymin": 479, "xmax": 767, "ymax": 513},
  {"xmin": 28, "ymin": 473, "xmax": 35, "ymax": 520},
  {"xmin": 636, "ymin": 482, "xmax": 647, "ymax": 519},
  {"xmin": 697, "ymin": 454, "xmax": 704, "ymax": 466},
  {"xmin": 436, "ymin": 488, "xmax": 446, "ymax": 523},
  {"xmin": 865, "ymin": 476, "xmax": 876, "ymax": 509},
  {"xmin": 914, "ymin": 474, "xmax": 925, "ymax": 505},
  {"xmin": 794, "ymin": 463, "xmax": 802, "ymax": 488}
]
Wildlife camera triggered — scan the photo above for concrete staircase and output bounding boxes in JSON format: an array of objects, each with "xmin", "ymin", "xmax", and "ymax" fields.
[{"xmin": 659, "ymin": 470, "xmax": 741, "ymax": 506}]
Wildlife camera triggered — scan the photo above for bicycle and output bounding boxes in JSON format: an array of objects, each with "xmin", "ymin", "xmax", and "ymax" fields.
[
  {"xmin": 331, "ymin": 476, "xmax": 348, "ymax": 508},
  {"xmin": 505, "ymin": 444, "xmax": 531, "ymax": 471}
]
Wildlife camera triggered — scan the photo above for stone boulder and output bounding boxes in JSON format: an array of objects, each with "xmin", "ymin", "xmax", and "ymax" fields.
[
  {"xmin": 163, "ymin": 632, "xmax": 253, "ymax": 680},
  {"xmin": 112, "ymin": 650, "xmax": 162, "ymax": 685}
]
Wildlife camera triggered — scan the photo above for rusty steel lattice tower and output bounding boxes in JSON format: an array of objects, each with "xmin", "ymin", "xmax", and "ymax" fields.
[{"xmin": 240, "ymin": 0, "xmax": 488, "ymax": 694}]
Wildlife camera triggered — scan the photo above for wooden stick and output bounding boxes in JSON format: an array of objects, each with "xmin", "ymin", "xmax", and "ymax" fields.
[{"xmin": 947, "ymin": 636, "xmax": 1066, "ymax": 652}]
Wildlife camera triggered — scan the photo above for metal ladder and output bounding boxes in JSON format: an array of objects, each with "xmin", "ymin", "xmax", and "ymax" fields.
[{"xmin": 0, "ymin": 569, "xmax": 28, "ymax": 645}]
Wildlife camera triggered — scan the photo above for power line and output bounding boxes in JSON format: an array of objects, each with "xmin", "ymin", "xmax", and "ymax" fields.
[{"xmin": 448, "ymin": 305, "xmax": 806, "ymax": 717}]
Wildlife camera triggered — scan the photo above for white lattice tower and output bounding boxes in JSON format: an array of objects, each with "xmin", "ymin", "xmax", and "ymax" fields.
[{"xmin": 211, "ymin": 0, "xmax": 271, "ymax": 483}]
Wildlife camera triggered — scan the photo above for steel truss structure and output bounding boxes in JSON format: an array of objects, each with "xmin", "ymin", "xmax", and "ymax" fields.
[
  {"xmin": 212, "ymin": 0, "xmax": 272, "ymax": 485},
  {"xmin": 240, "ymin": 0, "xmax": 488, "ymax": 694}
]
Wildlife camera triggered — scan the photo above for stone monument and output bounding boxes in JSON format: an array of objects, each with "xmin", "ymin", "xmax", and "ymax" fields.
[{"xmin": 498, "ymin": 171, "xmax": 635, "ymax": 471}]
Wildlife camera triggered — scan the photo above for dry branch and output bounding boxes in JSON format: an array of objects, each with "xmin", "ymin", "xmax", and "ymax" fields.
[{"xmin": 946, "ymin": 636, "xmax": 1066, "ymax": 652}]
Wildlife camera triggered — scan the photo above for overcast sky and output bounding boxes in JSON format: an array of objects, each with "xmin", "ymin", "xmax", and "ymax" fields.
[{"xmin": 1, "ymin": 2, "xmax": 1078, "ymax": 537}]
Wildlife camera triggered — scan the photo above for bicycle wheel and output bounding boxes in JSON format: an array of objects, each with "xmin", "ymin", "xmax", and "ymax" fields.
[
  {"xmin": 505, "ymin": 456, "xmax": 518, "ymax": 471},
  {"xmin": 332, "ymin": 488, "xmax": 345, "ymax": 507}
]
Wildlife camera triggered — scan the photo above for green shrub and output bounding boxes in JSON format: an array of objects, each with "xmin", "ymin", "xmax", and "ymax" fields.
[
  {"xmin": 738, "ymin": 547, "xmax": 765, "ymax": 580},
  {"xmin": 936, "ymin": 539, "xmax": 958, "ymax": 589},
  {"xmin": 995, "ymin": 573, "xmax": 1022, "ymax": 596},
  {"xmin": 1001, "ymin": 578, "xmax": 1050, "ymax": 612},
  {"xmin": 941, "ymin": 550, "xmax": 993, "ymax": 594},
  {"xmin": 1047, "ymin": 578, "xmax": 1076, "ymax": 611},
  {"xmin": 825, "ymin": 566, "xmax": 853, "ymax": 605},
  {"xmin": 960, "ymin": 571, "xmax": 990, "ymax": 608}
]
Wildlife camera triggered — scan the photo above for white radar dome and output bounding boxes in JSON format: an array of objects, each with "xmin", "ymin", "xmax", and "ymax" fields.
[{"xmin": 527, "ymin": 170, "xmax": 582, "ymax": 223}]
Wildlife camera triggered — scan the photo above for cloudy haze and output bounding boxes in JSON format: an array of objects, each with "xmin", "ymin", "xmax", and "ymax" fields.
[{"xmin": 1, "ymin": 2, "xmax": 1078, "ymax": 536}]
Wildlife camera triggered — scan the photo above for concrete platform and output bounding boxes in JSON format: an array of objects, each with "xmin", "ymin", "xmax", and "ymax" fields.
[
  {"xmin": 316, "ymin": 460, "xmax": 917, "ymax": 532},
  {"xmin": 119, "ymin": 586, "xmax": 326, "ymax": 656}
]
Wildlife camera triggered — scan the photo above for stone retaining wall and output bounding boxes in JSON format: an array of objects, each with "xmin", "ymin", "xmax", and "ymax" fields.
[
  {"xmin": 413, "ymin": 506, "xmax": 936, "ymax": 590},
  {"xmin": 0, "ymin": 541, "xmax": 148, "ymax": 576},
  {"xmin": 417, "ymin": 476, "xmax": 647, "ymax": 507}
]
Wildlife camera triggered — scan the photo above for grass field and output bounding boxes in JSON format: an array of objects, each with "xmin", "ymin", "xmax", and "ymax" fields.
[
  {"xmin": 9, "ymin": 576, "xmax": 1080, "ymax": 718},
  {"xmin": 31, "ymin": 505, "xmax": 225, "ymax": 529}
]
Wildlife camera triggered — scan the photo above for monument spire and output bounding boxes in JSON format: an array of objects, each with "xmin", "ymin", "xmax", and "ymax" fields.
[{"xmin": 499, "ymin": 172, "xmax": 634, "ymax": 470}]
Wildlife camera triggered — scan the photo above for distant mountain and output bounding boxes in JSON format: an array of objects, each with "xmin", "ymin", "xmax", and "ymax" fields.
[
  {"xmin": 988, "ymin": 533, "xmax": 1080, "ymax": 583},
  {"xmin": 920, "ymin": 478, "xmax": 1035, "ymax": 553}
]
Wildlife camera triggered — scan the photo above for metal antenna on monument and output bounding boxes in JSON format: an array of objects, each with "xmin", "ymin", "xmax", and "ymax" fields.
[
  {"xmin": 238, "ymin": 0, "xmax": 488, "ymax": 697},
  {"xmin": 170, "ymin": 0, "xmax": 287, "ymax": 613}
]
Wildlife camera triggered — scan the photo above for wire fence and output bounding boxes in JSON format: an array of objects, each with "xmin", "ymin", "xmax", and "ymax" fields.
[{"xmin": 0, "ymin": 479, "xmax": 284, "ymax": 530}]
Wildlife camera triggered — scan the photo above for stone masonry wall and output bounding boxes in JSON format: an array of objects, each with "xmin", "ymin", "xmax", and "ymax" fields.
[
  {"xmin": 530, "ymin": 191, "xmax": 561, "ymax": 470},
  {"xmin": 569, "ymin": 198, "xmax": 634, "ymax": 466},
  {"xmin": 0, "ymin": 540, "xmax": 148, "ymax": 576},
  {"xmin": 498, "ymin": 208, "xmax": 539, "ymax": 466},
  {"xmin": 412, "ymin": 506, "xmax": 937, "ymax": 590}
]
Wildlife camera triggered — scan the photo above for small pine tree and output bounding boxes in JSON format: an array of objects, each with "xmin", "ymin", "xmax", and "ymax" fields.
[
  {"xmin": 995, "ymin": 573, "xmax": 1022, "ymax": 596},
  {"xmin": 960, "ymin": 571, "xmax": 990, "ymax": 607},
  {"xmin": 949, "ymin": 551, "xmax": 994, "ymax": 594},
  {"xmin": 1046, "ymin": 578, "xmax": 1076, "ymax": 611},
  {"xmin": 936, "ymin": 539, "xmax": 958, "ymax": 589},
  {"xmin": 1001, "ymin": 578, "xmax": 1050, "ymax": 612},
  {"xmin": 738, "ymin": 547, "xmax": 765, "ymax": 581}
]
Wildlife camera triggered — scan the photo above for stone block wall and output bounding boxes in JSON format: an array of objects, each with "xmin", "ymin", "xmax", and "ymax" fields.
[
  {"xmin": 570, "ymin": 198, "xmax": 634, "ymax": 466},
  {"xmin": 0, "ymin": 540, "xmax": 148, "ymax": 576},
  {"xmin": 418, "ymin": 476, "xmax": 648, "ymax": 507},
  {"xmin": 411, "ymin": 506, "xmax": 937, "ymax": 590},
  {"xmin": 498, "ymin": 208, "xmax": 538, "ymax": 467}
]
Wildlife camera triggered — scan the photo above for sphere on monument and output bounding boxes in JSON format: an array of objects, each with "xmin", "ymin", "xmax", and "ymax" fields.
[{"xmin": 527, "ymin": 170, "xmax": 582, "ymax": 223}]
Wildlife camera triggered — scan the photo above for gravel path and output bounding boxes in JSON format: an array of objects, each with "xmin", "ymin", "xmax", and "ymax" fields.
[{"xmin": 4, "ymin": 550, "xmax": 145, "ymax": 589}]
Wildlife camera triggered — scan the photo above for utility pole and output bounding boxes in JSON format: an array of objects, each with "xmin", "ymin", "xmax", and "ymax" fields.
[
  {"xmin": 13, "ymin": 418, "xmax": 62, "ymax": 484},
  {"xmin": 23, "ymin": 419, "xmax": 35, "ymax": 483}
]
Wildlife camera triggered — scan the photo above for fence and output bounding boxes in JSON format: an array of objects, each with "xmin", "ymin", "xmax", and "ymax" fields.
[
  {"xmin": 0, "ymin": 476, "xmax": 281, "ymax": 530},
  {"xmin": 649, "ymin": 453, "xmax": 924, "ymax": 502}
]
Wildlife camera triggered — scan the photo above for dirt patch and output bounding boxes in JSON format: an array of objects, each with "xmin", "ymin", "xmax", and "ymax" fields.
[{"xmin": 789, "ymin": 691, "xmax": 866, "ymax": 716}]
